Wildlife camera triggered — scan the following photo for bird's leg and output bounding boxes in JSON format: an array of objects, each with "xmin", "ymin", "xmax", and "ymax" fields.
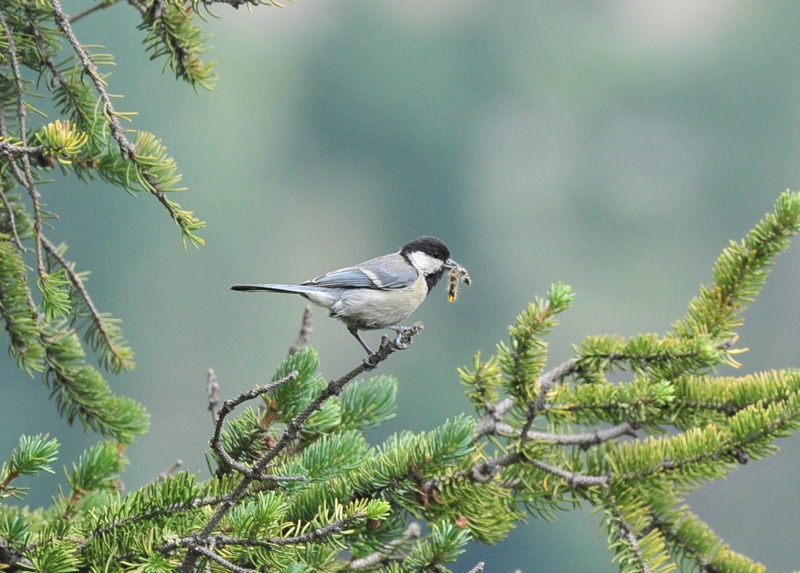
[
  {"xmin": 387, "ymin": 325, "xmax": 413, "ymax": 350},
  {"xmin": 348, "ymin": 326, "xmax": 374, "ymax": 355},
  {"xmin": 348, "ymin": 326, "xmax": 379, "ymax": 369}
]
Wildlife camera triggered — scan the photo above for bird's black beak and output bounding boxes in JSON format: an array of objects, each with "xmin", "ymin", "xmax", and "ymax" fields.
[{"xmin": 444, "ymin": 258, "xmax": 458, "ymax": 270}]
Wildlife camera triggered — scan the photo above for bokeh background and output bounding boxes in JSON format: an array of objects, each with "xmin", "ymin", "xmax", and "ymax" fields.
[{"xmin": 3, "ymin": 1, "xmax": 800, "ymax": 570}]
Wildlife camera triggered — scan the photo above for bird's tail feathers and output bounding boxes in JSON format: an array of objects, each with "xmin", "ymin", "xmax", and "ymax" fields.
[{"xmin": 230, "ymin": 283, "xmax": 317, "ymax": 294}]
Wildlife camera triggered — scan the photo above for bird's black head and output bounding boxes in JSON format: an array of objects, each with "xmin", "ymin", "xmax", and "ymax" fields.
[
  {"xmin": 400, "ymin": 236, "xmax": 451, "ymax": 263},
  {"xmin": 400, "ymin": 236, "xmax": 453, "ymax": 292}
]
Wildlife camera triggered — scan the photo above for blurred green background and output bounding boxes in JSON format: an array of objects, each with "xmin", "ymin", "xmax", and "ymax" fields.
[{"xmin": 4, "ymin": 1, "xmax": 800, "ymax": 570}]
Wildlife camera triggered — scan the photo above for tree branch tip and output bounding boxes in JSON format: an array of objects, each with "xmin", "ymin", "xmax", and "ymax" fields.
[
  {"xmin": 406, "ymin": 522, "xmax": 422, "ymax": 537},
  {"xmin": 206, "ymin": 368, "xmax": 220, "ymax": 423},
  {"xmin": 288, "ymin": 306, "xmax": 313, "ymax": 356}
]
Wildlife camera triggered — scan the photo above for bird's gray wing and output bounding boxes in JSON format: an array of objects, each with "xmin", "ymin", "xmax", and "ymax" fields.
[{"xmin": 304, "ymin": 254, "xmax": 418, "ymax": 290}]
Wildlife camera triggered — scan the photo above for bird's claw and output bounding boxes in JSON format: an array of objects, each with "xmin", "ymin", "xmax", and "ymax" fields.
[
  {"xmin": 362, "ymin": 353, "xmax": 380, "ymax": 370},
  {"xmin": 390, "ymin": 326, "xmax": 413, "ymax": 350}
]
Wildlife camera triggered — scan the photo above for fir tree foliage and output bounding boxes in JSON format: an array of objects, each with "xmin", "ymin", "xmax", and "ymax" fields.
[
  {"xmin": 0, "ymin": 434, "xmax": 59, "ymax": 500},
  {"xmin": 3, "ymin": 192, "xmax": 799, "ymax": 573},
  {"xmin": 3, "ymin": 1, "xmax": 800, "ymax": 571},
  {"xmin": 0, "ymin": 0, "xmax": 220, "ymax": 445},
  {"xmin": 459, "ymin": 190, "xmax": 800, "ymax": 572}
]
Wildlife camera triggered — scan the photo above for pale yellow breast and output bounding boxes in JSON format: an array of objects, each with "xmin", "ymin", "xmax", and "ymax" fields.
[{"xmin": 331, "ymin": 274, "xmax": 427, "ymax": 329}]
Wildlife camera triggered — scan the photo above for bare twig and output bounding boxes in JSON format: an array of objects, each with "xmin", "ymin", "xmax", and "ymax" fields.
[
  {"xmin": 523, "ymin": 457, "xmax": 609, "ymax": 488},
  {"xmin": 209, "ymin": 371, "xmax": 299, "ymax": 477},
  {"xmin": 125, "ymin": 0, "xmax": 148, "ymax": 16},
  {"xmin": 206, "ymin": 368, "xmax": 219, "ymax": 424},
  {"xmin": 0, "ymin": 142, "xmax": 45, "ymax": 157},
  {"xmin": 288, "ymin": 305, "xmax": 313, "ymax": 356},
  {"xmin": 349, "ymin": 522, "xmax": 422, "ymax": 570},
  {"xmin": 0, "ymin": 539, "xmax": 32, "ymax": 571},
  {"xmin": 153, "ymin": 460, "xmax": 183, "ymax": 483},
  {"xmin": 69, "ymin": 0, "xmax": 122, "ymax": 23},
  {"xmin": 0, "ymin": 182, "xmax": 24, "ymax": 251},
  {"xmin": 529, "ymin": 358, "xmax": 579, "ymax": 419},
  {"xmin": 494, "ymin": 421, "xmax": 641, "ymax": 448},
  {"xmin": 467, "ymin": 450, "xmax": 608, "ymax": 489},
  {"xmin": 179, "ymin": 543, "xmax": 256, "ymax": 573},
  {"xmin": 469, "ymin": 452, "xmax": 520, "ymax": 483},
  {"xmin": 196, "ymin": 0, "xmax": 268, "ymax": 7}
]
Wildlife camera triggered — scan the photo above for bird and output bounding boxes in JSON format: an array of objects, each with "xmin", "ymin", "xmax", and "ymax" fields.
[{"xmin": 231, "ymin": 236, "xmax": 460, "ymax": 359}]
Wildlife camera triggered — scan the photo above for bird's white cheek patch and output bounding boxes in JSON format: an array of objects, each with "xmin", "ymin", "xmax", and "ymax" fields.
[{"xmin": 408, "ymin": 251, "xmax": 443, "ymax": 275}]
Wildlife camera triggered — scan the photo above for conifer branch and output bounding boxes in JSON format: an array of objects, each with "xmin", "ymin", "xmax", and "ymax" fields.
[
  {"xmin": 180, "ymin": 325, "xmax": 423, "ymax": 572},
  {"xmin": 40, "ymin": 234, "xmax": 134, "ymax": 372},
  {"xmin": 0, "ymin": 9, "xmax": 45, "ymax": 276},
  {"xmin": 644, "ymin": 503, "xmax": 764, "ymax": 572},
  {"xmin": 474, "ymin": 358, "xmax": 576, "ymax": 438},
  {"xmin": 83, "ymin": 494, "xmax": 224, "ymax": 547},
  {"xmin": 220, "ymin": 513, "xmax": 367, "ymax": 546},
  {"xmin": 49, "ymin": 0, "xmax": 205, "ymax": 247},
  {"xmin": 0, "ymin": 185, "xmax": 24, "ymax": 251},
  {"xmin": 49, "ymin": 0, "xmax": 134, "ymax": 159},
  {"xmin": 3, "ymin": 3, "xmax": 799, "ymax": 568},
  {"xmin": 210, "ymin": 371, "xmax": 300, "ymax": 478},
  {"xmin": 604, "ymin": 489, "xmax": 654, "ymax": 573},
  {"xmin": 165, "ymin": 514, "xmax": 367, "ymax": 573}
]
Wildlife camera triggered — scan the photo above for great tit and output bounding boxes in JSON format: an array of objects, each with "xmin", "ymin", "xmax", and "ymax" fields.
[{"xmin": 231, "ymin": 236, "xmax": 459, "ymax": 358}]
